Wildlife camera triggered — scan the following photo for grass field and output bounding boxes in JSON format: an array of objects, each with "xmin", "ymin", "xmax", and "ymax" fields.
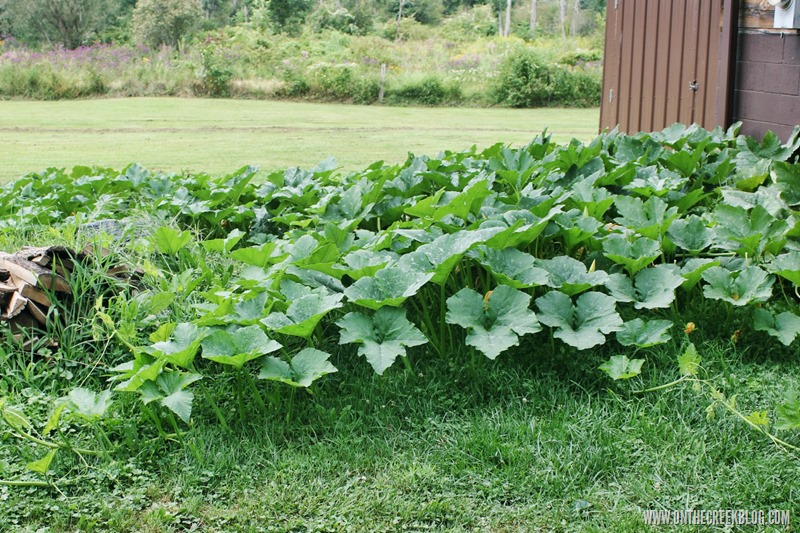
[
  {"xmin": 0, "ymin": 98, "xmax": 599, "ymax": 182},
  {"xmin": 4, "ymin": 339, "xmax": 799, "ymax": 531}
]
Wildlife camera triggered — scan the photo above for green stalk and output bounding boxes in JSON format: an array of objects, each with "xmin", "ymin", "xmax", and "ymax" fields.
[
  {"xmin": 236, "ymin": 372, "xmax": 247, "ymax": 426},
  {"xmin": 635, "ymin": 376, "xmax": 691, "ymax": 394},
  {"xmin": 164, "ymin": 412, "xmax": 184, "ymax": 446},
  {"xmin": 0, "ymin": 480, "xmax": 50, "ymax": 487},
  {"xmin": 141, "ymin": 403, "xmax": 168, "ymax": 440},
  {"xmin": 718, "ymin": 397, "xmax": 800, "ymax": 453},
  {"xmin": 439, "ymin": 283, "xmax": 447, "ymax": 356},
  {"xmin": 286, "ymin": 387, "xmax": 296, "ymax": 424},
  {"xmin": 7, "ymin": 428, "xmax": 101, "ymax": 456},
  {"xmin": 92, "ymin": 422, "xmax": 114, "ymax": 461},
  {"xmin": 401, "ymin": 355, "xmax": 413, "ymax": 372},
  {"xmin": 244, "ymin": 369, "xmax": 268, "ymax": 416},
  {"xmin": 410, "ymin": 296, "xmax": 441, "ymax": 355},
  {"xmin": 197, "ymin": 381, "xmax": 231, "ymax": 433}
]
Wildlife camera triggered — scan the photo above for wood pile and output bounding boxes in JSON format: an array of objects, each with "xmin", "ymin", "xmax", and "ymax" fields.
[{"xmin": 0, "ymin": 245, "xmax": 141, "ymax": 344}]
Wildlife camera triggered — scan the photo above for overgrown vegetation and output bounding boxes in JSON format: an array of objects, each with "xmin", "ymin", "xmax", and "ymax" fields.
[
  {"xmin": 0, "ymin": 2, "xmax": 603, "ymax": 106},
  {"xmin": 2, "ymin": 124, "xmax": 799, "ymax": 529}
]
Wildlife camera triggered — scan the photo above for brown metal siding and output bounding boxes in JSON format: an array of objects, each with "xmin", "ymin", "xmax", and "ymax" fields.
[{"xmin": 600, "ymin": 0, "xmax": 728, "ymax": 133}]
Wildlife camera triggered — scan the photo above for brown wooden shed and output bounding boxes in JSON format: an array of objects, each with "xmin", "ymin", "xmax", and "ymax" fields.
[{"xmin": 600, "ymin": 0, "xmax": 800, "ymax": 141}]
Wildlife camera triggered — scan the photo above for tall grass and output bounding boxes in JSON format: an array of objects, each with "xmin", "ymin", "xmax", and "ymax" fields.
[{"xmin": 0, "ymin": 27, "xmax": 601, "ymax": 107}]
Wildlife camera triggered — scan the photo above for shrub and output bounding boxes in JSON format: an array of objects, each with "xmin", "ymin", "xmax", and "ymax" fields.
[
  {"xmin": 196, "ymin": 40, "xmax": 233, "ymax": 97},
  {"xmin": 276, "ymin": 73, "xmax": 310, "ymax": 98},
  {"xmin": 387, "ymin": 76, "xmax": 462, "ymax": 106},
  {"xmin": 492, "ymin": 49, "xmax": 600, "ymax": 107},
  {"xmin": 308, "ymin": 64, "xmax": 379, "ymax": 104},
  {"xmin": 381, "ymin": 17, "xmax": 435, "ymax": 41},
  {"xmin": 439, "ymin": 5, "xmax": 497, "ymax": 41},
  {"xmin": 308, "ymin": 3, "xmax": 360, "ymax": 35},
  {"xmin": 311, "ymin": 64, "xmax": 356, "ymax": 99},
  {"xmin": 131, "ymin": 0, "xmax": 202, "ymax": 49}
]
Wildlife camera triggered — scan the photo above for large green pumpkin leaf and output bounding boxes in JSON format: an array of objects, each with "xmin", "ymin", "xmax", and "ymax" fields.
[
  {"xmin": 261, "ymin": 283, "xmax": 344, "ymax": 338},
  {"xmin": 149, "ymin": 323, "xmax": 208, "ymax": 369},
  {"xmin": 773, "ymin": 160, "xmax": 800, "ymax": 207},
  {"xmin": 722, "ymin": 187, "xmax": 788, "ymax": 217},
  {"xmin": 335, "ymin": 249, "xmax": 399, "ymax": 280},
  {"xmin": 538, "ymin": 256, "xmax": 608, "ymax": 296},
  {"xmin": 337, "ymin": 307, "xmax": 428, "ymax": 375},
  {"xmin": 469, "ymin": 246, "xmax": 549, "ymax": 289},
  {"xmin": 139, "ymin": 371, "xmax": 203, "ymax": 423},
  {"xmin": 766, "ymin": 252, "xmax": 800, "ymax": 285},
  {"xmin": 712, "ymin": 204, "xmax": 789, "ymax": 258},
  {"xmin": 226, "ymin": 291, "xmax": 272, "ymax": 325},
  {"xmin": 230, "ymin": 242, "xmax": 285, "ymax": 267},
  {"xmin": 479, "ymin": 207, "xmax": 561, "ymax": 250},
  {"xmin": 201, "ymin": 228, "xmax": 245, "ymax": 254},
  {"xmin": 603, "ymin": 236, "xmax": 661, "ymax": 276},
  {"xmin": 65, "ymin": 388, "xmax": 112, "ymax": 421},
  {"xmin": 702, "ymin": 266, "xmax": 774, "ymax": 306},
  {"xmin": 536, "ymin": 291, "xmax": 622, "ymax": 350},
  {"xmin": 344, "ymin": 266, "xmax": 433, "ymax": 309},
  {"xmin": 613, "ymin": 195, "xmax": 678, "ymax": 240},
  {"xmin": 259, "ymin": 348, "xmax": 337, "ymax": 388},
  {"xmin": 678, "ymin": 258, "xmax": 720, "ymax": 291},
  {"xmin": 150, "ymin": 226, "xmax": 193, "ymax": 255},
  {"xmin": 567, "ymin": 175, "xmax": 615, "ymax": 218},
  {"xmin": 616, "ymin": 318, "xmax": 673, "ymax": 348},
  {"xmin": 446, "ymin": 285, "xmax": 540, "ymax": 360},
  {"xmin": 553, "ymin": 209, "xmax": 602, "ymax": 251},
  {"xmin": 201, "ymin": 325, "xmax": 282, "ymax": 368},
  {"xmin": 668, "ymin": 215, "xmax": 714, "ymax": 253},
  {"xmin": 753, "ymin": 308, "xmax": 800, "ymax": 346},
  {"xmin": 405, "ymin": 178, "xmax": 493, "ymax": 223},
  {"xmin": 397, "ymin": 228, "xmax": 502, "ymax": 285},
  {"xmin": 605, "ymin": 265, "xmax": 683, "ymax": 309}
]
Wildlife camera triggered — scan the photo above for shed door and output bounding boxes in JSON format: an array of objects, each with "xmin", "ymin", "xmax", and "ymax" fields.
[{"xmin": 600, "ymin": 0, "xmax": 733, "ymax": 133}]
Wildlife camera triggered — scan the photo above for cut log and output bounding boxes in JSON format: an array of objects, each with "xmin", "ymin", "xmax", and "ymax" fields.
[
  {"xmin": 26, "ymin": 300, "xmax": 47, "ymax": 325},
  {"xmin": 19, "ymin": 283, "xmax": 52, "ymax": 308},
  {"xmin": 30, "ymin": 255, "xmax": 51, "ymax": 267},
  {"xmin": 0, "ymin": 255, "xmax": 71, "ymax": 294},
  {"xmin": 0, "ymin": 256, "xmax": 38, "ymax": 286},
  {"xmin": 5, "ymin": 292, "xmax": 28, "ymax": 319},
  {"xmin": 0, "ymin": 281, "xmax": 16, "ymax": 293}
]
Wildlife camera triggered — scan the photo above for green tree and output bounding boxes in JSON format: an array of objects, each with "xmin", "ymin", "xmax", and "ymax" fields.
[
  {"xmin": 267, "ymin": 0, "xmax": 313, "ymax": 32},
  {"xmin": 388, "ymin": 0, "xmax": 445, "ymax": 25},
  {"xmin": 131, "ymin": 0, "xmax": 202, "ymax": 48},
  {"xmin": 0, "ymin": 0, "xmax": 113, "ymax": 48}
]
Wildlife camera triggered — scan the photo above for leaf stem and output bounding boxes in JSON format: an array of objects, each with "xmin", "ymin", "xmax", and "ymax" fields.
[
  {"xmin": 244, "ymin": 368, "xmax": 268, "ymax": 416},
  {"xmin": 197, "ymin": 380, "xmax": 231, "ymax": 433},
  {"xmin": 8, "ymin": 428, "xmax": 101, "ymax": 456},
  {"xmin": 286, "ymin": 387, "xmax": 296, "ymax": 424},
  {"xmin": 635, "ymin": 376, "xmax": 691, "ymax": 394},
  {"xmin": 0, "ymin": 479, "xmax": 50, "ymax": 487},
  {"xmin": 439, "ymin": 283, "xmax": 447, "ymax": 356}
]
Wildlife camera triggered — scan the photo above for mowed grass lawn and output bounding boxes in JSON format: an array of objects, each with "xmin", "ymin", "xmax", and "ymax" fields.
[{"xmin": 0, "ymin": 98, "xmax": 599, "ymax": 182}]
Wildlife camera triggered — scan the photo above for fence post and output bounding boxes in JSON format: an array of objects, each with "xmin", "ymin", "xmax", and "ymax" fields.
[{"xmin": 379, "ymin": 63, "xmax": 386, "ymax": 103}]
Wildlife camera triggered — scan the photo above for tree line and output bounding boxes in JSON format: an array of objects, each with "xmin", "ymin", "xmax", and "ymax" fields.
[{"xmin": 0, "ymin": 0, "xmax": 605, "ymax": 50}]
